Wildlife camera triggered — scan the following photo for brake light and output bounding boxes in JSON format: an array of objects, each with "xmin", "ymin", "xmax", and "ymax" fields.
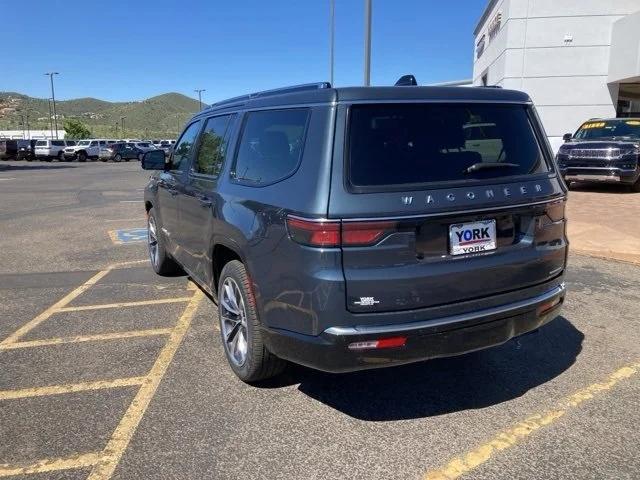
[
  {"xmin": 286, "ymin": 216, "xmax": 397, "ymax": 248},
  {"xmin": 348, "ymin": 337, "xmax": 406, "ymax": 350},
  {"xmin": 286, "ymin": 217, "xmax": 341, "ymax": 247}
]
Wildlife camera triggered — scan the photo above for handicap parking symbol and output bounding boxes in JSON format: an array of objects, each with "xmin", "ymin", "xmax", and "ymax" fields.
[{"xmin": 109, "ymin": 227, "xmax": 148, "ymax": 244}]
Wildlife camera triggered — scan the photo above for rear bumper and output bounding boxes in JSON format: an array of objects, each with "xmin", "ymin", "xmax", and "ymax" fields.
[{"xmin": 263, "ymin": 282, "xmax": 566, "ymax": 373}]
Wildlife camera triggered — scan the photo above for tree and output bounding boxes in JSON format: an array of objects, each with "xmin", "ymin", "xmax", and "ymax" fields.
[{"xmin": 63, "ymin": 118, "xmax": 92, "ymax": 139}]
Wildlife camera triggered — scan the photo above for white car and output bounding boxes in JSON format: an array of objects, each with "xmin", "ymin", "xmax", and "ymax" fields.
[
  {"xmin": 34, "ymin": 139, "xmax": 73, "ymax": 162},
  {"xmin": 63, "ymin": 139, "xmax": 110, "ymax": 162}
]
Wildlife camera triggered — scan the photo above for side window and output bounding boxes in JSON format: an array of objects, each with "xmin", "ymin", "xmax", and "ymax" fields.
[
  {"xmin": 193, "ymin": 115, "xmax": 232, "ymax": 176},
  {"xmin": 171, "ymin": 121, "xmax": 202, "ymax": 172},
  {"xmin": 232, "ymin": 109, "xmax": 310, "ymax": 185},
  {"xmin": 89, "ymin": 141, "xmax": 98, "ymax": 147}
]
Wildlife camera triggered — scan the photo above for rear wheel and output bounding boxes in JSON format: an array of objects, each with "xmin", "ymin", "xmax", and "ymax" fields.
[
  {"xmin": 147, "ymin": 209, "xmax": 180, "ymax": 275},
  {"xmin": 57, "ymin": 151, "xmax": 65, "ymax": 162},
  {"xmin": 218, "ymin": 260, "xmax": 286, "ymax": 383}
]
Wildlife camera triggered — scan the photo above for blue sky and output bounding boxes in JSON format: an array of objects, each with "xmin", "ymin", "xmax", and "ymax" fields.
[{"xmin": 2, "ymin": 0, "xmax": 485, "ymax": 103}]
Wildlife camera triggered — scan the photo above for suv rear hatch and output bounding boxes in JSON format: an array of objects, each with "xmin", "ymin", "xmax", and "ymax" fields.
[{"xmin": 329, "ymin": 101, "xmax": 567, "ymax": 313}]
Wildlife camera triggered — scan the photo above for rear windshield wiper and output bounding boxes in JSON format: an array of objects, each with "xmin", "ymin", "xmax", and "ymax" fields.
[{"xmin": 464, "ymin": 162, "xmax": 519, "ymax": 173}]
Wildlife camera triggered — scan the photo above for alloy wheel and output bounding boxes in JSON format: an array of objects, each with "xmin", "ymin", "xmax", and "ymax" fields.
[
  {"xmin": 219, "ymin": 277, "xmax": 249, "ymax": 366},
  {"xmin": 147, "ymin": 215, "xmax": 159, "ymax": 267}
]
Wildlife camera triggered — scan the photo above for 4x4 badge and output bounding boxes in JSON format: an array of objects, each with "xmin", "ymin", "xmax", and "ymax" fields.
[{"xmin": 401, "ymin": 196, "xmax": 413, "ymax": 205}]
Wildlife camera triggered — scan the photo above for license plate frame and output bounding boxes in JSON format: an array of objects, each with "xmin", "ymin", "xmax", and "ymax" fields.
[{"xmin": 449, "ymin": 219, "xmax": 497, "ymax": 256}]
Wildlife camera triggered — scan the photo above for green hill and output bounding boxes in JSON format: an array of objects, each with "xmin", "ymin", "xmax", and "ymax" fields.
[{"xmin": 0, "ymin": 92, "xmax": 201, "ymax": 138}]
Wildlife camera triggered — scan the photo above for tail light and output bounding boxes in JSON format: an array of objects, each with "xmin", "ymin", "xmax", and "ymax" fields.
[
  {"xmin": 342, "ymin": 221, "xmax": 397, "ymax": 246},
  {"xmin": 286, "ymin": 216, "xmax": 397, "ymax": 248},
  {"xmin": 286, "ymin": 217, "xmax": 340, "ymax": 247}
]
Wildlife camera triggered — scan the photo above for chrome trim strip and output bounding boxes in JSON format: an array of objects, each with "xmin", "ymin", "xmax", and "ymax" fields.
[
  {"xmin": 561, "ymin": 166, "xmax": 636, "ymax": 172},
  {"xmin": 324, "ymin": 283, "xmax": 566, "ymax": 336},
  {"xmin": 565, "ymin": 174, "xmax": 620, "ymax": 182},
  {"xmin": 340, "ymin": 197, "xmax": 565, "ymax": 222}
]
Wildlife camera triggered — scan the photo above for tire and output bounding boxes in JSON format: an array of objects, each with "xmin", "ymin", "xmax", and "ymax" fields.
[
  {"xmin": 218, "ymin": 260, "xmax": 286, "ymax": 383},
  {"xmin": 114, "ymin": 154, "xmax": 122, "ymax": 163},
  {"xmin": 57, "ymin": 151, "xmax": 65, "ymax": 162},
  {"xmin": 78, "ymin": 151, "xmax": 87, "ymax": 162},
  {"xmin": 631, "ymin": 178, "xmax": 640, "ymax": 193},
  {"xmin": 147, "ymin": 208, "xmax": 180, "ymax": 275},
  {"xmin": 138, "ymin": 153, "xmax": 143, "ymax": 161}
]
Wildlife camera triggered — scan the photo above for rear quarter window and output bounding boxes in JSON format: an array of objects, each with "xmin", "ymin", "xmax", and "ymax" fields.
[
  {"xmin": 347, "ymin": 103, "xmax": 548, "ymax": 189},
  {"xmin": 231, "ymin": 108, "xmax": 310, "ymax": 186}
]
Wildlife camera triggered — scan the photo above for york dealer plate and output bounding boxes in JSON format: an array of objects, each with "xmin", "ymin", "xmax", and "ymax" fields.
[{"xmin": 449, "ymin": 220, "xmax": 496, "ymax": 256}]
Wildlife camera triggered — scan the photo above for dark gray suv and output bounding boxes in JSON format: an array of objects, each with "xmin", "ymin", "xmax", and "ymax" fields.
[{"xmin": 142, "ymin": 82, "xmax": 568, "ymax": 383}]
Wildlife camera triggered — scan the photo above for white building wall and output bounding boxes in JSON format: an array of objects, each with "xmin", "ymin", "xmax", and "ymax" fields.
[{"xmin": 473, "ymin": 0, "xmax": 640, "ymax": 153}]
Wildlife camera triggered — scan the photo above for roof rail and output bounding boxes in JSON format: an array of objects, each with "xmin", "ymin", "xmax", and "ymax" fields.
[{"xmin": 207, "ymin": 82, "xmax": 332, "ymax": 110}]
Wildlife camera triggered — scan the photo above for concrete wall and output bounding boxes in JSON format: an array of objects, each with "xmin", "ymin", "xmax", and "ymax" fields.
[
  {"xmin": 473, "ymin": 0, "xmax": 640, "ymax": 152},
  {"xmin": 609, "ymin": 11, "xmax": 640, "ymax": 84}
]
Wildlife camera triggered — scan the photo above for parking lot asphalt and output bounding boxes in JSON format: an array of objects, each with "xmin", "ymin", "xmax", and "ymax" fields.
[{"xmin": 0, "ymin": 161, "xmax": 639, "ymax": 480}]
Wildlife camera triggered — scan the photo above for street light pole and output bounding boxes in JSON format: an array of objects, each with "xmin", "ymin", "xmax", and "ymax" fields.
[
  {"xmin": 329, "ymin": 0, "xmax": 335, "ymax": 85},
  {"xmin": 45, "ymin": 72, "xmax": 60, "ymax": 139},
  {"xmin": 121, "ymin": 116, "xmax": 126, "ymax": 137},
  {"xmin": 363, "ymin": 0, "xmax": 372, "ymax": 86},
  {"xmin": 47, "ymin": 98, "xmax": 54, "ymax": 138},
  {"xmin": 194, "ymin": 89, "xmax": 206, "ymax": 111}
]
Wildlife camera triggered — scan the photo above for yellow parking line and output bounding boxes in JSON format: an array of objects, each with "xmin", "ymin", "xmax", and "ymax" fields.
[
  {"xmin": 0, "ymin": 377, "xmax": 145, "ymax": 401},
  {"xmin": 423, "ymin": 361, "xmax": 640, "ymax": 480},
  {"xmin": 0, "ymin": 452, "xmax": 103, "ymax": 477},
  {"xmin": 56, "ymin": 297, "xmax": 193, "ymax": 312},
  {"xmin": 0, "ymin": 268, "xmax": 111, "ymax": 346},
  {"xmin": 0, "ymin": 328, "xmax": 172, "ymax": 351},
  {"xmin": 87, "ymin": 290, "xmax": 204, "ymax": 480}
]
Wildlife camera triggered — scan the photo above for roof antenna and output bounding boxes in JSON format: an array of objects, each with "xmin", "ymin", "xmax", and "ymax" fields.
[{"xmin": 395, "ymin": 74, "xmax": 418, "ymax": 86}]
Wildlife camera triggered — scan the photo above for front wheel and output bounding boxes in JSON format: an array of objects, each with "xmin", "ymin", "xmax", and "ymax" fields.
[
  {"xmin": 114, "ymin": 154, "xmax": 122, "ymax": 163},
  {"xmin": 631, "ymin": 178, "xmax": 640, "ymax": 193},
  {"xmin": 78, "ymin": 151, "xmax": 87, "ymax": 162},
  {"xmin": 147, "ymin": 209, "xmax": 180, "ymax": 275},
  {"xmin": 218, "ymin": 260, "xmax": 286, "ymax": 383}
]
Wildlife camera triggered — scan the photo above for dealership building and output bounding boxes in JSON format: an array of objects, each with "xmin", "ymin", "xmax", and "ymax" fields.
[{"xmin": 473, "ymin": 0, "xmax": 640, "ymax": 151}]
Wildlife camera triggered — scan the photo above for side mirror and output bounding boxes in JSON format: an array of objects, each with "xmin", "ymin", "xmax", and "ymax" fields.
[
  {"xmin": 141, "ymin": 150, "xmax": 167, "ymax": 170},
  {"xmin": 563, "ymin": 133, "xmax": 573, "ymax": 142}
]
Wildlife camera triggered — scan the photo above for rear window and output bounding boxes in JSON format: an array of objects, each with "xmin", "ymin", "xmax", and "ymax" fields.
[
  {"xmin": 232, "ymin": 109, "xmax": 310, "ymax": 186},
  {"xmin": 348, "ymin": 103, "xmax": 548, "ymax": 188}
]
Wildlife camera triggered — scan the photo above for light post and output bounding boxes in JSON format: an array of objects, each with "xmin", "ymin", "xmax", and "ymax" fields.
[
  {"xmin": 363, "ymin": 0, "xmax": 372, "ymax": 86},
  {"xmin": 121, "ymin": 116, "xmax": 126, "ymax": 138},
  {"xmin": 329, "ymin": 0, "xmax": 335, "ymax": 85},
  {"xmin": 45, "ymin": 72, "xmax": 60, "ymax": 139},
  {"xmin": 194, "ymin": 89, "xmax": 206, "ymax": 111},
  {"xmin": 47, "ymin": 98, "xmax": 54, "ymax": 138}
]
